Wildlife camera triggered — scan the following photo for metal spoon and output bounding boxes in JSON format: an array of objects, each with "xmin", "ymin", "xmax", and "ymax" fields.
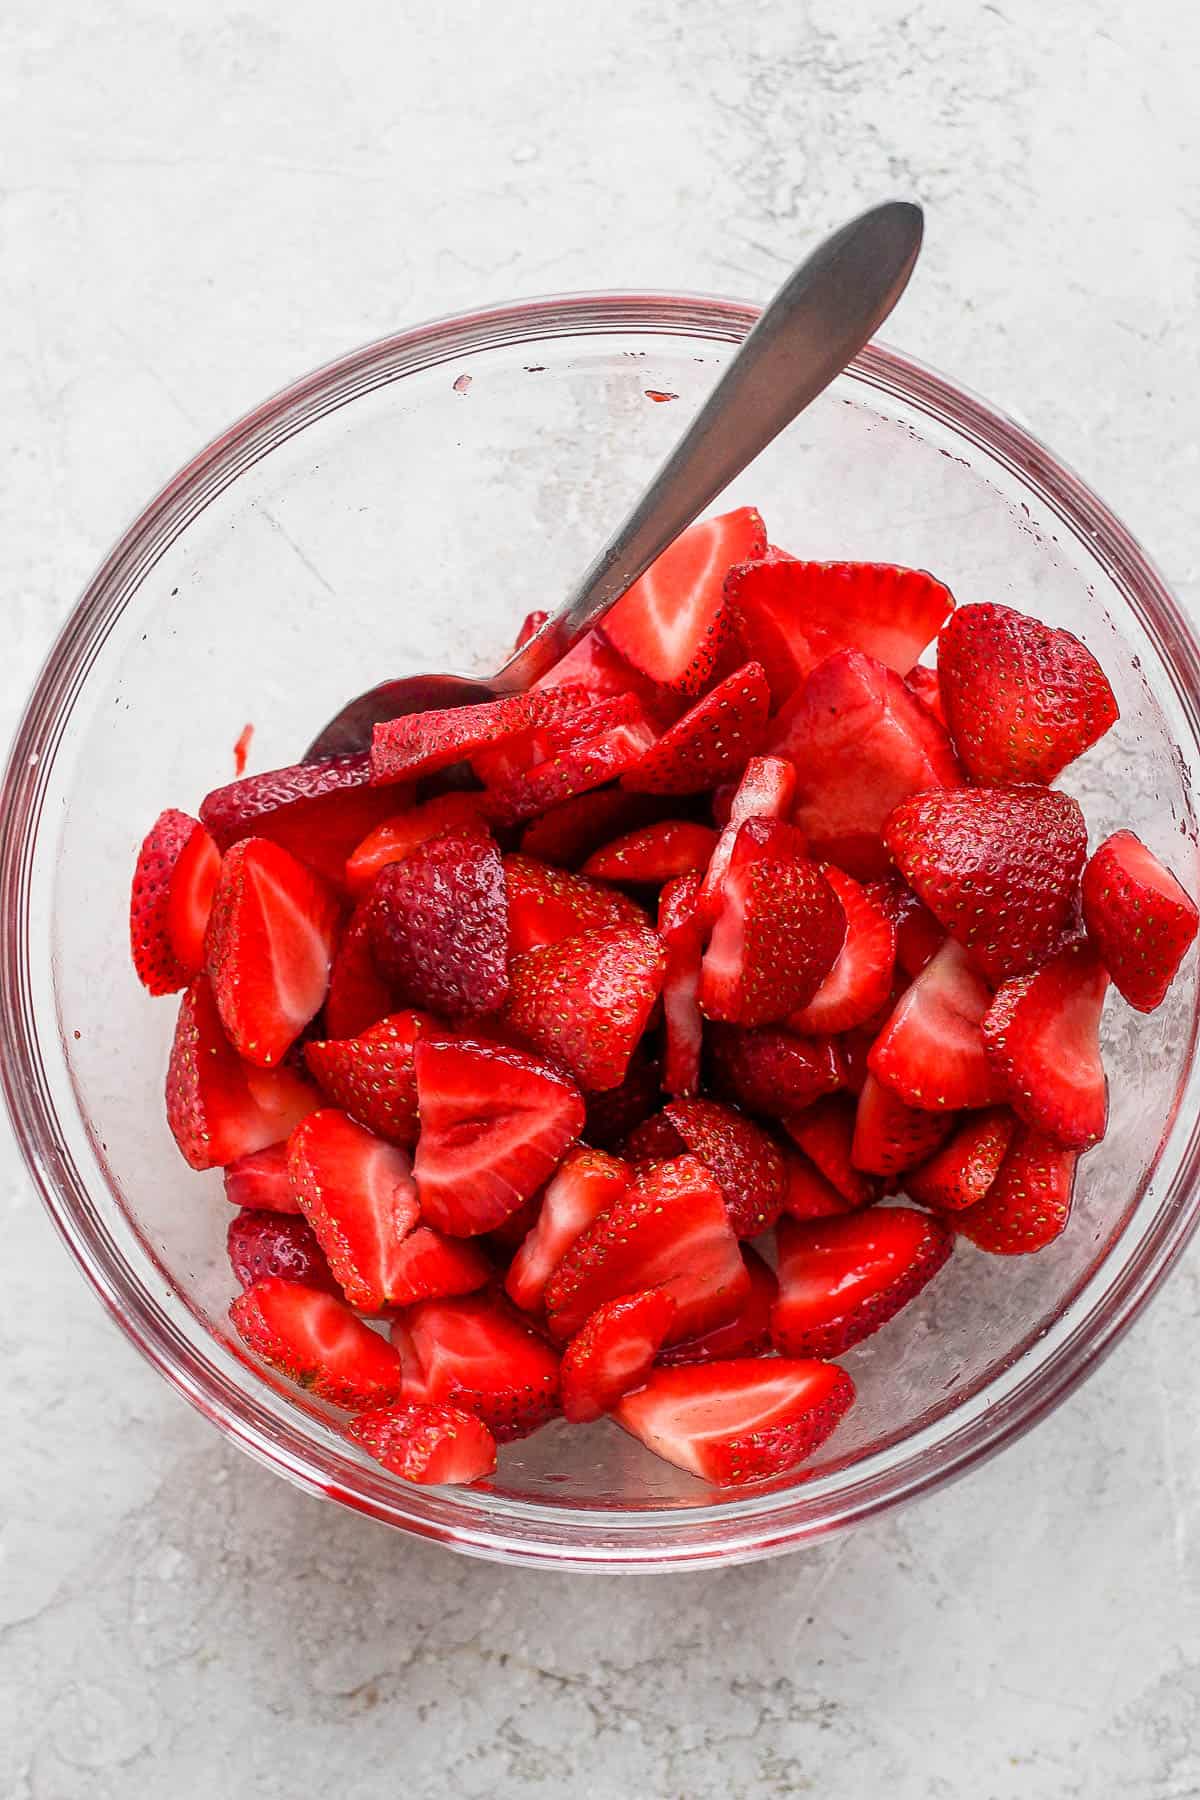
[{"xmin": 306, "ymin": 199, "xmax": 924, "ymax": 762}]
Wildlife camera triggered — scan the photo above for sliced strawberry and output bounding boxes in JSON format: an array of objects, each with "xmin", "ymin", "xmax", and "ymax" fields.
[
  {"xmin": 661, "ymin": 1098, "xmax": 787, "ymax": 1236},
  {"xmin": 370, "ymin": 684, "xmax": 591, "ymax": 783},
  {"xmin": 166, "ymin": 976, "xmax": 319, "ymax": 1170},
  {"xmin": 514, "ymin": 609, "xmax": 549, "ymax": 652},
  {"xmin": 624, "ymin": 1112, "xmax": 688, "ymax": 1162},
  {"xmin": 783, "ymin": 1094, "xmax": 881, "ymax": 1208},
  {"xmin": 304, "ymin": 1011, "xmax": 430, "ymax": 1145},
  {"xmin": 222, "ymin": 1141, "xmax": 301, "ymax": 1213},
  {"xmin": 698, "ymin": 754, "xmax": 798, "ymax": 924},
  {"xmin": 733, "ymin": 558, "xmax": 953, "ymax": 685},
  {"xmin": 519, "ymin": 789, "xmax": 670, "ymax": 868},
  {"xmin": 378, "ymin": 1226, "xmax": 491, "ymax": 1307},
  {"xmin": 659, "ymin": 1245, "xmax": 777, "ymax": 1363},
  {"xmin": 583, "ymin": 1050, "xmax": 664, "ymax": 1150},
  {"xmin": 865, "ymin": 877, "xmax": 946, "ymax": 977},
  {"xmin": 788, "ymin": 868, "xmax": 896, "ymax": 1034},
  {"xmin": 655, "ymin": 872, "xmax": 703, "ymax": 1098},
  {"xmin": 781, "ymin": 1148, "xmax": 859, "ymax": 1220},
  {"xmin": 938, "ymin": 602, "xmax": 1119, "ymax": 785},
  {"xmin": 851, "ymin": 1072, "xmax": 955, "ymax": 1177},
  {"xmin": 723, "ymin": 556, "xmax": 817, "ymax": 703},
  {"xmin": 130, "ymin": 809, "xmax": 221, "ymax": 995},
  {"xmin": 614, "ymin": 1357, "xmax": 854, "ymax": 1486},
  {"xmin": 905, "ymin": 663, "xmax": 946, "ymax": 726},
  {"xmin": 602, "ymin": 506, "xmax": 767, "ymax": 694},
  {"xmin": 868, "ymin": 940, "xmax": 1003, "ymax": 1111},
  {"xmin": 389, "ymin": 1292, "xmax": 561, "ymax": 1441},
  {"xmin": 482, "ymin": 696, "xmax": 658, "ymax": 827},
  {"xmin": 412, "ymin": 1037, "xmax": 585, "ymax": 1235},
  {"xmin": 884, "ymin": 786, "xmax": 1088, "ymax": 983},
  {"xmin": 503, "ymin": 924, "xmax": 665, "ymax": 1092},
  {"xmin": 227, "ymin": 1208, "xmax": 339, "ymax": 1293},
  {"xmin": 582, "ymin": 820, "xmax": 719, "ymax": 884},
  {"xmin": 534, "ymin": 628, "xmax": 686, "ymax": 729},
  {"xmin": 482, "ymin": 1192, "xmax": 542, "ymax": 1254},
  {"xmin": 1082, "ymin": 829, "xmax": 1199, "ymax": 1012},
  {"xmin": 982, "ymin": 940, "xmax": 1109, "ymax": 1149},
  {"xmin": 952, "ymin": 1125, "xmax": 1077, "ymax": 1253},
  {"xmin": 560, "ymin": 1288, "xmax": 677, "ymax": 1422},
  {"xmin": 200, "ymin": 755, "xmax": 402, "ymax": 889},
  {"xmin": 288, "ymin": 1110, "xmax": 420, "ymax": 1311},
  {"xmin": 205, "ymin": 838, "xmax": 340, "ymax": 1067},
  {"xmin": 503, "ymin": 854, "xmax": 649, "ymax": 956},
  {"xmin": 770, "ymin": 650, "xmax": 962, "ymax": 880},
  {"xmin": 344, "ymin": 793, "xmax": 489, "ymax": 898},
  {"xmin": 544, "ymin": 1155, "xmax": 750, "ymax": 1344},
  {"xmin": 699, "ymin": 822, "xmax": 845, "ymax": 1026},
  {"xmin": 349, "ymin": 1400, "xmax": 496, "ymax": 1485},
  {"xmin": 366, "ymin": 829, "xmax": 509, "ymax": 1019},
  {"xmin": 905, "ymin": 1107, "xmax": 1016, "ymax": 1212},
  {"xmin": 230, "ymin": 1277, "xmax": 404, "ymax": 1407},
  {"xmin": 707, "ymin": 1025, "xmax": 843, "ymax": 1119},
  {"xmin": 772, "ymin": 1207, "xmax": 951, "ymax": 1357},
  {"xmin": 623, "ymin": 662, "xmax": 770, "ymax": 796},
  {"xmin": 505, "ymin": 1146, "xmax": 632, "ymax": 1313}
]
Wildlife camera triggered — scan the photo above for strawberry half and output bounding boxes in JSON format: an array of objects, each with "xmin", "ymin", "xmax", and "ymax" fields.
[
  {"xmin": 622, "ymin": 662, "xmax": 770, "ymax": 797},
  {"xmin": 661, "ymin": 1098, "xmax": 787, "ymax": 1236},
  {"xmin": 130, "ymin": 809, "xmax": 221, "ymax": 995},
  {"xmin": 614, "ymin": 1357, "xmax": 854, "ymax": 1486},
  {"xmin": 344, "ymin": 793, "xmax": 488, "ymax": 897},
  {"xmin": 482, "ymin": 694, "xmax": 658, "ymax": 827},
  {"xmin": 602, "ymin": 506, "xmax": 767, "ymax": 694},
  {"xmin": 412, "ymin": 1037, "xmax": 585, "ymax": 1235},
  {"xmin": 369, "ymin": 685, "xmax": 591, "ymax": 783},
  {"xmin": 544, "ymin": 1155, "xmax": 750, "ymax": 1344},
  {"xmin": 288, "ymin": 1110, "xmax": 420, "ymax": 1311},
  {"xmin": 230, "ymin": 1278, "xmax": 404, "ymax": 1407},
  {"xmin": 868, "ymin": 940, "xmax": 1003, "ymax": 1111},
  {"xmin": 166, "ymin": 976, "xmax": 319, "ymax": 1170},
  {"xmin": 783, "ymin": 1094, "xmax": 881, "ymax": 1209},
  {"xmin": 788, "ymin": 867, "xmax": 897, "ymax": 1034},
  {"xmin": 222, "ymin": 1141, "xmax": 300, "ymax": 1213},
  {"xmin": 205, "ymin": 838, "xmax": 340, "ymax": 1067},
  {"xmin": 304, "ymin": 1011, "xmax": 430, "ymax": 1144},
  {"xmin": 503, "ymin": 924, "xmax": 665, "ymax": 1092},
  {"xmin": 905, "ymin": 1107, "xmax": 1015, "ymax": 1212},
  {"xmin": 200, "ymin": 754, "xmax": 402, "ymax": 889},
  {"xmin": 505, "ymin": 1146, "xmax": 632, "ymax": 1313},
  {"xmin": 884, "ymin": 785, "xmax": 1088, "ymax": 984},
  {"xmin": 349, "ymin": 1400, "xmax": 497, "ymax": 1485},
  {"xmin": 582, "ymin": 820, "xmax": 719, "ymax": 884},
  {"xmin": 323, "ymin": 901, "xmax": 396, "ymax": 1041},
  {"xmin": 658, "ymin": 872, "xmax": 705, "ymax": 1098},
  {"xmin": 226, "ymin": 1208, "xmax": 339, "ymax": 1293},
  {"xmin": 378, "ymin": 1226, "xmax": 491, "ymax": 1307},
  {"xmin": 938, "ymin": 602, "xmax": 1119, "ymax": 785},
  {"xmin": 982, "ymin": 940, "xmax": 1109, "ymax": 1149},
  {"xmin": 1081, "ymin": 829, "xmax": 1199, "ymax": 1012},
  {"xmin": 503, "ymin": 854, "xmax": 649, "ymax": 956},
  {"xmin": 659, "ymin": 1245, "xmax": 777, "ymax": 1364},
  {"xmin": 698, "ymin": 754, "xmax": 798, "ymax": 924},
  {"xmin": 560, "ymin": 1288, "xmax": 677, "ymax": 1422},
  {"xmin": 519, "ymin": 789, "xmax": 669, "ymax": 867},
  {"xmin": 851, "ymin": 1072, "xmax": 955, "ymax": 1178},
  {"xmin": 952, "ymin": 1124, "xmax": 1077, "ymax": 1254},
  {"xmin": 707, "ymin": 1025, "xmax": 843, "ymax": 1119},
  {"xmin": 389, "ymin": 1292, "xmax": 561, "ymax": 1441},
  {"xmin": 771, "ymin": 1206, "xmax": 953, "ymax": 1357},
  {"xmin": 366, "ymin": 829, "xmax": 509, "ymax": 1019}
]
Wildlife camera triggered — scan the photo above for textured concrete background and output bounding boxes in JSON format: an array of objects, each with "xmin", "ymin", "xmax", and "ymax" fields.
[{"xmin": 3, "ymin": 3, "xmax": 1200, "ymax": 1795}]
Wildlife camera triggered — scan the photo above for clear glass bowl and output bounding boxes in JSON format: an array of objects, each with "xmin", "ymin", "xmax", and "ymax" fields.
[{"xmin": 4, "ymin": 293, "xmax": 1200, "ymax": 1571}]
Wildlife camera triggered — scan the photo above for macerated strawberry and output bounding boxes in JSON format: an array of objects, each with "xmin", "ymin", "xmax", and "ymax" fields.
[
  {"xmin": 624, "ymin": 1111, "xmax": 688, "ymax": 1161},
  {"xmin": 783, "ymin": 1094, "xmax": 881, "ymax": 1208},
  {"xmin": 223, "ymin": 1141, "xmax": 301, "ymax": 1213},
  {"xmin": 905, "ymin": 1107, "xmax": 1015, "ymax": 1212},
  {"xmin": 698, "ymin": 754, "xmax": 798, "ymax": 924},
  {"xmin": 939, "ymin": 602, "xmax": 1119, "ymax": 786},
  {"xmin": 378, "ymin": 1227, "xmax": 492, "ymax": 1307},
  {"xmin": 982, "ymin": 941, "xmax": 1109, "ymax": 1149},
  {"xmin": 560, "ymin": 1289, "xmax": 677, "ymax": 1422},
  {"xmin": 707, "ymin": 1025, "xmax": 843, "ymax": 1119},
  {"xmin": 367, "ymin": 829, "xmax": 509, "ymax": 1019},
  {"xmin": 288, "ymin": 1110, "xmax": 420, "ymax": 1311},
  {"xmin": 227, "ymin": 1208, "xmax": 339, "ymax": 1293},
  {"xmin": 851, "ymin": 1072, "xmax": 956, "ymax": 1177},
  {"xmin": 1082, "ymin": 829, "xmax": 1199, "ymax": 1012},
  {"xmin": 130, "ymin": 809, "xmax": 221, "ymax": 994},
  {"xmin": 723, "ymin": 556, "xmax": 816, "ymax": 703},
  {"xmin": 583, "ymin": 1050, "xmax": 664, "ymax": 1150},
  {"xmin": 884, "ymin": 786, "xmax": 1088, "ymax": 983},
  {"xmin": 865, "ymin": 877, "xmax": 946, "ymax": 977},
  {"xmin": 582, "ymin": 820, "xmax": 719, "ymax": 884},
  {"xmin": 623, "ymin": 663, "xmax": 770, "ymax": 797},
  {"xmin": 869, "ymin": 940, "xmax": 1004, "ymax": 1111},
  {"xmin": 505, "ymin": 1146, "xmax": 632, "ymax": 1313},
  {"xmin": 770, "ymin": 650, "xmax": 963, "ymax": 880},
  {"xmin": 661, "ymin": 1098, "xmax": 787, "ymax": 1236},
  {"xmin": 412, "ymin": 1037, "xmax": 585, "ymax": 1235},
  {"xmin": 503, "ymin": 924, "xmax": 665, "ymax": 1092},
  {"xmin": 732, "ymin": 558, "xmax": 953, "ymax": 692},
  {"xmin": 344, "ymin": 793, "xmax": 489, "ymax": 897},
  {"xmin": 781, "ymin": 1148, "xmax": 859, "ymax": 1220},
  {"xmin": 482, "ymin": 695, "xmax": 658, "ymax": 826},
  {"xmin": 350, "ymin": 1400, "xmax": 497, "ymax": 1485},
  {"xmin": 614, "ymin": 1357, "xmax": 855, "ymax": 1485},
  {"xmin": 205, "ymin": 838, "xmax": 340, "ymax": 1067},
  {"xmin": 519, "ymin": 789, "xmax": 670, "ymax": 868},
  {"xmin": 952, "ymin": 1124, "xmax": 1077, "ymax": 1253},
  {"xmin": 482, "ymin": 1192, "xmax": 543, "ymax": 1254},
  {"xmin": 370, "ymin": 685, "xmax": 592, "ymax": 783},
  {"xmin": 658, "ymin": 871, "xmax": 705, "ymax": 1098},
  {"xmin": 699, "ymin": 822, "xmax": 845, "ymax": 1026},
  {"xmin": 544, "ymin": 1155, "xmax": 750, "ymax": 1344},
  {"xmin": 389, "ymin": 1292, "xmax": 561, "ymax": 1441},
  {"xmin": 230, "ymin": 1278, "xmax": 404, "ymax": 1407},
  {"xmin": 659, "ymin": 1245, "xmax": 777, "ymax": 1363},
  {"xmin": 201, "ymin": 755, "xmax": 403, "ymax": 888},
  {"xmin": 534, "ymin": 628, "xmax": 686, "ymax": 729},
  {"xmin": 503, "ymin": 854, "xmax": 649, "ymax": 956},
  {"xmin": 323, "ymin": 902, "xmax": 396, "ymax": 1041},
  {"xmin": 304, "ymin": 1011, "xmax": 430, "ymax": 1144},
  {"xmin": 788, "ymin": 867, "xmax": 896, "ymax": 1034},
  {"xmin": 602, "ymin": 506, "xmax": 768, "ymax": 694},
  {"xmin": 166, "ymin": 976, "xmax": 319, "ymax": 1171},
  {"xmin": 905, "ymin": 663, "xmax": 946, "ymax": 726},
  {"xmin": 772, "ymin": 1207, "xmax": 952, "ymax": 1357}
]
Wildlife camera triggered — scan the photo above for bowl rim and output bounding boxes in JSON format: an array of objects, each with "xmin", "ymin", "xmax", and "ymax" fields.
[{"xmin": 5, "ymin": 288, "xmax": 1200, "ymax": 1571}]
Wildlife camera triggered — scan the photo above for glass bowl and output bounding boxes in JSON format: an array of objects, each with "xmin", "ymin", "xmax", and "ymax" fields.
[{"xmin": 4, "ymin": 293, "xmax": 1200, "ymax": 1572}]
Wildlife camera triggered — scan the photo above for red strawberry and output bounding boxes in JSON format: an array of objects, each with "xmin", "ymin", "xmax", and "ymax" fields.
[
  {"xmin": 304, "ymin": 1011, "xmax": 430, "ymax": 1144},
  {"xmin": 868, "ymin": 940, "xmax": 1004, "ymax": 1111},
  {"xmin": 770, "ymin": 650, "xmax": 963, "ymax": 880},
  {"xmin": 733, "ymin": 558, "xmax": 953, "ymax": 685},
  {"xmin": 938, "ymin": 602, "xmax": 1119, "ymax": 785},
  {"xmin": 865, "ymin": 877, "xmax": 945, "ymax": 977},
  {"xmin": 781, "ymin": 1148, "xmax": 859, "ymax": 1220},
  {"xmin": 349, "ymin": 1400, "xmax": 496, "ymax": 1486},
  {"xmin": 130, "ymin": 809, "xmax": 221, "ymax": 995},
  {"xmin": 658, "ymin": 872, "xmax": 705, "ymax": 1098},
  {"xmin": 661, "ymin": 1098, "xmax": 787, "ymax": 1236},
  {"xmin": 623, "ymin": 662, "xmax": 770, "ymax": 796},
  {"xmin": 851, "ymin": 1072, "xmax": 955, "ymax": 1178},
  {"xmin": 505, "ymin": 1146, "xmax": 632, "ymax": 1313},
  {"xmin": 378, "ymin": 1226, "xmax": 491, "ymax": 1307},
  {"xmin": 723, "ymin": 556, "xmax": 816, "ymax": 703},
  {"xmin": 772, "ymin": 1206, "xmax": 952, "ymax": 1357},
  {"xmin": 222, "ymin": 1141, "xmax": 300, "ymax": 1213},
  {"xmin": 288, "ymin": 1110, "xmax": 420, "ymax": 1311},
  {"xmin": 230, "ymin": 1278, "xmax": 404, "ymax": 1407},
  {"xmin": 788, "ymin": 868, "xmax": 897, "ymax": 1034},
  {"xmin": 366, "ymin": 829, "xmax": 509, "ymax": 1019},
  {"xmin": 614, "ymin": 1357, "xmax": 854, "ymax": 1485},
  {"xmin": 514, "ymin": 608, "xmax": 549, "ymax": 652},
  {"xmin": 783, "ymin": 1095, "xmax": 881, "ymax": 1209},
  {"xmin": 534, "ymin": 629, "xmax": 686, "ymax": 729},
  {"xmin": 205, "ymin": 838, "xmax": 340, "ymax": 1067},
  {"xmin": 905, "ymin": 663, "xmax": 946, "ymax": 726},
  {"xmin": 905, "ymin": 1107, "xmax": 1015, "ymax": 1212},
  {"xmin": 602, "ymin": 506, "xmax": 767, "ymax": 694},
  {"xmin": 982, "ymin": 941, "xmax": 1109, "ymax": 1149},
  {"xmin": 625, "ymin": 1112, "xmax": 688, "ymax": 1162},
  {"xmin": 503, "ymin": 854, "xmax": 649, "ymax": 956},
  {"xmin": 503, "ymin": 924, "xmax": 665, "ymax": 1092},
  {"xmin": 544, "ymin": 1155, "xmax": 750, "ymax": 1343},
  {"xmin": 166, "ymin": 976, "xmax": 319, "ymax": 1170},
  {"xmin": 519, "ymin": 789, "xmax": 670, "ymax": 868},
  {"xmin": 226, "ymin": 1208, "xmax": 339, "ymax": 1293},
  {"xmin": 200, "ymin": 754, "xmax": 403, "ymax": 889},
  {"xmin": 1082, "ymin": 830, "xmax": 1199, "ymax": 1012},
  {"xmin": 952, "ymin": 1124, "xmax": 1077, "ymax": 1253},
  {"xmin": 582, "ymin": 820, "xmax": 719, "ymax": 884},
  {"xmin": 482, "ymin": 1192, "xmax": 543, "ymax": 1254},
  {"xmin": 698, "ymin": 754, "xmax": 798, "ymax": 923},
  {"xmin": 482, "ymin": 695, "xmax": 658, "ymax": 826},
  {"xmin": 659, "ymin": 1245, "xmax": 777, "ymax": 1363},
  {"xmin": 583, "ymin": 1050, "xmax": 664, "ymax": 1151},
  {"xmin": 560, "ymin": 1288, "xmax": 677, "ymax": 1422},
  {"xmin": 344, "ymin": 793, "xmax": 488, "ymax": 897},
  {"xmin": 707, "ymin": 1025, "xmax": 843, "ymax": 1119},
  {"xmin": 324, "ymin": 902, "xmax": 396, "ymax": 1040},
  {"xmin": 412, "ymin": 1037, "xmax": 585, "ymax": 1235},
  {"xmin": 370, "ymin": 684, "xmax": 591, "ymax": 783},
  {"xmin": 699, "ymin": 822, "xmax": 845, "ymax": 1026},
  {"xmin": 389, "ymin": 1293, "xmax": 561, "ymax": 1441}
]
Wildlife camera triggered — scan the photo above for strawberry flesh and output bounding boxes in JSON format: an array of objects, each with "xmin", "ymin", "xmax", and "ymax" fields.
[
  {"xmin": 367, "ymin": 829, "xmax": 509, "ymax": 1019},
  {"xmin": 982, "ymin": 940, "xmax": 1109, "ymax": 1149},
  {"xmin": 344, "ymin": 793, "xmax": 488, "ymax": 897},
  {"xmin": 350, "ymin": 1400, "xmax": 497, "ymax": 1485},
  {"xmin": 731, "ymin": 559, "xmax": 953, "ymax": 692},
  {"xmin": 851, "ymin": 1072, "xmax": 955, "ymax": 1177},
  {"xmin": 379, "ymin": 1226, "xmax": 492, "ymax": 1307},
  {"xmin": 323, "ymin": 901, "xmax": 396, "ymax": 1040},
  {"xmin": 772, "ymin": 1206, "xmax": 952, "ymax": 1357},
  {"xmin": 503, "ymin": 924, "xmax": 665, "ymax": 1092},
  {"xmin": 869, "ymin": 939, "xmax": 1004, "ymax": 1111},
  {"xmin": 783, "ymin": 1094, "xmax": 881, "ymax": 1209},
  {"xmin": 1081, "ymin": 829, "xmax": 1199, "ymax": 1012},
  {"xmin": 230, "ymin": 1277, "xmax": 405, "ymax": 1408},
  {"xmin": 287, "ymin": 1108, "xmax": 420, "ymax": 1311},
  {"xmin": 560, "ymin": 1288, "xmax": 677, "ymax": 1422},
  {"xmin": 503, "ymin": 854, "xmax": 649, "ymax": 956},
  {"xmin": 130, "ymin": 809, "xmax": 220, "ymax": 995},
  {"xmin": 698, "ymin": 754, "xmax": 798, "ymax": 924},
  {"xmin": 505, "ymin": 1145, "xmax": 631, "ymax": 1314},
  {"xmin": 781, "ymin": 1148, "xmax": 859, "ymax": 1220},
  {"xmin": 905, "ymin": 1107, "xmax": 1015, "ymax": 1212},
  {"xmin": 223, "ymin": 1141, "xmax": 301, "ymax": 1214},
  {"xmin": 658, "ymin": 872, "xmax": 705, "ymax": 1098},
  {"xmin": 482, "ymin": 695, "xmax": 658, "ymax": 826},
  {"xmin": 707, "ymin": 1025, "xmax": 843, "ymax": 1120},
  {"xmin": 166, "ymin": 976, "xmax": 319, "ymax": 1170},
  {"xmin": 370, "ymin": 685, "xmax": 592, "ymax": 783},
  {"xmin": 390, "ymin": 1292, "xmax": 561, "ymax": 1441}
]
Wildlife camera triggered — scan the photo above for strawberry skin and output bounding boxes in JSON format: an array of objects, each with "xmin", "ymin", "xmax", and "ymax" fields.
[
  {"xmin": 982, "ymin": 940, "xmax": 1109, "ymax": 1149},
  {"xmin": 390, "ymin": 1293, "xmax": 561, "ymax": 1442},
  {"xmin": 503, "ymin": 854, "xmax": 649, "ymax": 956},
  {"xmin": 869, "ymin": 939, "xmax": 1004, "ymax": 1111},
  {"xmin": 885, "ymin": 785, "xmax": 1088, "ymax": 983},
  {"xmin": 771, "ymin": 1206, "xmax": 953, "ymax": 1357},
  {"xmin": 344, "ymin": 792, "xmax": 488, "ymax": 897},
  {"xmin": 1081, "ymin": 830, "xmax": 1199, "ymax": 1012},
  {"xmin": 658, "ymin": 872, "xmax": 705, "ymax": 1098},
  {"xmin": 661, "ymin": 1098, "xmax": 788, "ymax": 1236},
  {"xmin": 938, "ymin": 602, "xmax": 1119, "ymax": 785},
  {"xmin": 851, "ymin": 1072, "xmax": 955, "ymax": 1178},
  {"xmin": 905, "ymin": 1107, "xmax": 1015, "ymax": 1212},
  {"xmin": 623, "ymin": 662, "xmax": 771, "ymax": 796},
  {"xmin": 200, "ymin": 754, "xmax": 402, "ymax": 889},
  {"xmin": 369, "ymin": 685, "xmax": 591, "ymax": 783},
  {"xmin": 379, "ymin": 1226, "xmax": 491, "ymax": 1307},
  {"xmin": 367, "ymin": 829, "xmax": 509, "ymax": 1020},
  {"xmin": 560, "ymin": 1288, "xmax": 677, "ymax": 1422},
  {"xmin": 952, "ymin": 1124, "xmax": 1077, "ymax": 1253},
  {"xmin": 222, "ymin": 1141, "xmax": 301, "ymax": 1213},
  {"xmin": 707, "ymin": 1025, "xmax": 843, "ymax": 1119},
  {"xmin": 582, "ymin": 820, "xmax": 719, "ymax": 884},
  {"xmin": 304, "ymin": 1011, "xmax": 430, "ymax": 1145},
  {"xmin": 323, "ymin": 901, "xmax": 396, "ymax": 1041},
  {"xmin": 226, "ymin": 1208, "xmax": 339, "ymax": 1293},
  {"xmin": 130, "ymin": 809, "xmax": 220, "ymax": 995},
  {"xmin": 349, "ymin": 1400, "xmax": 497, "ymax": 1485},
  {"xmin": 505, "ymin": 1145, "xmax": 631, "ymax": 1313},
  {"xmin": 659, "ymin": 1245, "xmax": 777, "ymax": 1363},
  {"xmin": 288, "ymin": 1110, "xmax": 421, "ymax": 1311},
  {"xmin": 503, "ymin": 924, "xmax": 665, "ymax": 1092},
  {"xmin": 230, "ymin": 1278, "xmax": 405, "ymax": 1408},
  {"xmin": 788, "ymin": 866, "xmax": 897, "ymax": 1034}
]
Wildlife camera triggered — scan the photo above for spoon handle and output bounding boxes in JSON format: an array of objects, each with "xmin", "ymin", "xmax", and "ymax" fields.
[{"xmin": 493, "ymin": 199, "xmax": 924, "ymax": 693}]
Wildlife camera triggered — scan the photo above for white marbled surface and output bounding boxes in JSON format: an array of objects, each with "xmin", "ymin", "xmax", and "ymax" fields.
[{"xmin": 4, "ymin": 2, "xmax": 1200, "ymax": 1794}]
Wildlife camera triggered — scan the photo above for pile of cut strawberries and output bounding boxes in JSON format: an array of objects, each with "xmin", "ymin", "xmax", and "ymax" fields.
[{"xmin": 129, "ymin": 506, "xmax": 1198, "ymax": 1490}]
